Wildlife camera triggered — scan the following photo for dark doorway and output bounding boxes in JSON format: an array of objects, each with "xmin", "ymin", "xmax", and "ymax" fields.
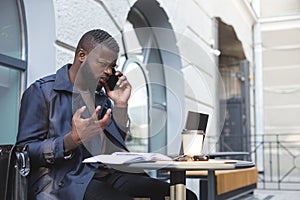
[{"xmin": 217, "ymin": 18, "xmax": 251, "ymax": 160}]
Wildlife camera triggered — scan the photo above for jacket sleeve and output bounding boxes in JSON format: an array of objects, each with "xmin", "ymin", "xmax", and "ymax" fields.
[{"xmin": 16, "ymin": 82, "xmax": 65, "ymax": 167}]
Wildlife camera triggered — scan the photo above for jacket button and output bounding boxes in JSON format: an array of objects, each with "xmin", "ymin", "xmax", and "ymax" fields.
[{"xmin": 59, "ymin": 181, "xmax": 64, "ymax": 187}]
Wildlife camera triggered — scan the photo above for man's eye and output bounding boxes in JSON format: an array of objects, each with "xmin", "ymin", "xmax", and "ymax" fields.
[{"xmin": 98, "ymin": 62, "xmax": 109, "ymax": 67}]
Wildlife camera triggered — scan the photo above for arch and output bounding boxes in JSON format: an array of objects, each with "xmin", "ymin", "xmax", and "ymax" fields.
[{"xmin": 122, "ymin": 0, "xmax": 184, "ymax": 155}]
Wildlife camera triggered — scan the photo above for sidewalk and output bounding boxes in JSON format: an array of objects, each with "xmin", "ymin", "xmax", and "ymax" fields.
[{"xmin": 241, "ymin": 189, "xmax": 300, "ymax": 200}]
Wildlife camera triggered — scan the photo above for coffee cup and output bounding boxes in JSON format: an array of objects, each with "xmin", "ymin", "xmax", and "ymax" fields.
[{"xmin": 182, "ymin": 130, "xmax": 205, "ymax": 156}]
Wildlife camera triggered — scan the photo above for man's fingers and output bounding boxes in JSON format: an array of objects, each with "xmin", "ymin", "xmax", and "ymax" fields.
[
  {"xmin": 99, "ymin": 108, "xmax": 111, "ymax": 128},
  {"xmin": 102, "ymin": 108, "xmax": 111, "ymax": 121},
  {"xmin": 115, "ymin": 71, "xmax": 123, "ymax": 77},
  {"xmin": 73, "ymin": 106, "xmax": 86, "ymax": 119},
  {"xmin": 91, "ymin": 106, "xmax": 101, "ymax": 119}
]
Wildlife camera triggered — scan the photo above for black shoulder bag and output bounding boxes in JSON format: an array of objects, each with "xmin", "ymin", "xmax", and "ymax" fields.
[{"xmin": 0, "ymin": 144, "xmax": 30, "ymax": 200}]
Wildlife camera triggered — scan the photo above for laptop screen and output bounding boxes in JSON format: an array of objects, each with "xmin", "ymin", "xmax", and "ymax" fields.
[{"xmin": 184, "ymin": 111, "xmax": 209, "ymax": 133}]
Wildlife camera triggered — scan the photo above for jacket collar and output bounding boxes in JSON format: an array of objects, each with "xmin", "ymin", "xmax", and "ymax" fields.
[{"xmin": 53, "ymin": 64, "xmax": 75, "ymax": 93}]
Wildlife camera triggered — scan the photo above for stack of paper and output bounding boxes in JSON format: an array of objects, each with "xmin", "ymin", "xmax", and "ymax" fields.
[{"xmin": 83, "ymin": 152, "xmax": 172, "ymax": 164}]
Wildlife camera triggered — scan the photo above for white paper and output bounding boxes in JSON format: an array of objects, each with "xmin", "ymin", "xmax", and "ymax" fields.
[{"xmin": 83, "ymin": 152, "xmax": 172, "ymax": 164}]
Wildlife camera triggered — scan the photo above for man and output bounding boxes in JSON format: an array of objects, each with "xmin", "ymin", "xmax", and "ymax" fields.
[{"xmin": 17, "ymin": 29, "xmax": 197, "ymax": 200}]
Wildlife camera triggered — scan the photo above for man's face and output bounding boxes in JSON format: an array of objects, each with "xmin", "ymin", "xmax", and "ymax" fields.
[{"xmin": 80, "ymin": 45, "xmax": 118, "ymax": 90}]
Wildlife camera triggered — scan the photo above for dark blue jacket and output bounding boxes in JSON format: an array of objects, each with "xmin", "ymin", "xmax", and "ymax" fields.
[{"xmin": 16, "ymin": 64, "xmax": 127, "ymax": 200}]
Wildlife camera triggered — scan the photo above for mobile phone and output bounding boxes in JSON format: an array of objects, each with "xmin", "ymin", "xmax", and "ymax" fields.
[
  {"xmin": 106, "ymin": 68, "xmax": 119, "ymax": 90},
  {"xmin": 99, "ymin": 104, "xmax": 108, "ymax": 119},
  {"xmin": 97, "ymin": 96, "xmax": 109, "ymax": 120}
]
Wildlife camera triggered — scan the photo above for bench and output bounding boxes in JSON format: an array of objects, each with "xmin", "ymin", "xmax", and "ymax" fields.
[{"xmin": 187, "ymin": 167, "xmax": 258, "ymax": 200}]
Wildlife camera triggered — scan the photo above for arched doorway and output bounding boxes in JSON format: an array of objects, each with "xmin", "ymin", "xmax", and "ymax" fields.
[{"xmin": 217, "ymin": 18, "xmax": 251, "ymax": 160}]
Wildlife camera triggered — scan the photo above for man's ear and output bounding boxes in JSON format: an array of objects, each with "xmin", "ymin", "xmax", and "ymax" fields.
[{"xmin": 77, "ymin": 49, "xmax": 87, "ymax": 62}]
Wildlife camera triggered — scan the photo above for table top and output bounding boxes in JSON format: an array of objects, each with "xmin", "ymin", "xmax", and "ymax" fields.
[
  {"xmin": 106, "ymin": 159, "xmax": 255, "ymax": 171},
  {"xmin": 208, "ymin": 152, "xmax": 250, "ymax": 158}
]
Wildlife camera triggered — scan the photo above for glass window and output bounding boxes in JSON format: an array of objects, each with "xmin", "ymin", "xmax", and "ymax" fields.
[
  {"xmin": 120, "ymin": 9, "xmax": 167, "ymax": 153},
  {"xmin": 0, "ymin": 65, "xmax": 21, "ymax": 144},
  {"xmin": 0, "ymin": 0, "xmax": 22, "ymax": 59},
  {"xmin": 120, "ymin": 20, "xmax": 150, "ymax": 152},
  {"xmin": 123, "ymin": 62, "xmax": 149, "ymax": 152},
  {"xmin": 0, "ymin": 0, "xmax": 26, "ymax": 145}
]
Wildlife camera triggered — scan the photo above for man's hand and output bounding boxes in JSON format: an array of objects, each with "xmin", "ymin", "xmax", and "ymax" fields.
[
  {"xmin": 104, "ymin": 72, "xmax": 131, "ymax": 107},
  {"xmin": 71, "ymin": 106, "xmax": 111, "ymax": 145}
]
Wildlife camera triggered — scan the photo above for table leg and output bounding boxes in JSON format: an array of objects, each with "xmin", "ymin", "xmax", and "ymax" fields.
[
  {"xmin": 170, "ymin": 170, "xmax": 186, "ymax": 200},
  {"xmin": 207, "ymin": 170, "xmax": 216, "ymax": 200}
]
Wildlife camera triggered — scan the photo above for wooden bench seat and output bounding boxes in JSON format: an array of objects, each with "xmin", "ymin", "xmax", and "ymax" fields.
[{"xmin": 186, "ymin": 167, "xmax": 258, "ymax": 200}]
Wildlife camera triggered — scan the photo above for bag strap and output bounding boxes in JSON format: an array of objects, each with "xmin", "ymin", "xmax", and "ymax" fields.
[
  {"xmin": 15, "ymin": 145, "xmax": 30, "ymax": 177},
  {"xmin": 1, "ymin": 145, "xmax": 12, "ymax": 200},
  {"xmin": 3, "ymin": 145, "xmax": 15, "ymax": 200}
]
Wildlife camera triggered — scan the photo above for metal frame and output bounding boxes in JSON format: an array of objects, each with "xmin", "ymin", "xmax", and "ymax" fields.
[
  {"xmin": 214, "ymin": 133, "xmax": 300, "ymax": 190},
  {"xmin": 0, "ymin": 54, "xmax": 26, "ymax": 71}
]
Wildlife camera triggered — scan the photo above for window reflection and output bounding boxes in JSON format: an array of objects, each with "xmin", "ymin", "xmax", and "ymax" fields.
[
  {"xmin": 0, "ymin": 0, "xmax": 22, "ymax": 59},
  {"xmin": 0, "ymin": 0, "xmax": 25, "ymax": 144},
  {"xmin": 121, "ymin": 6, "xmax": 167, "ymax": 153},
  {"xmin": 0, "ymin": 65, "xmax": 21, "ymax": 144},
  {"xmin": 123, "ymin": 62, "xmax": 149, "ymax": 152}
]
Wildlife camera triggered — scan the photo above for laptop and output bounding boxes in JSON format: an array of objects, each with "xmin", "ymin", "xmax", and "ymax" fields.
[
  {"xmin": 184, "ymin": 111, "xmax": 209, "ymax": 132},
  {"xmin": 177, "ymin": 111, "xmax": 209, "ymax": 158}
]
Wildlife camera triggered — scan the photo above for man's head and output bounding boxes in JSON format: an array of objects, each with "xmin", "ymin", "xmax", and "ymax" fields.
[
  {"xmin": 76, "ymin": 29, "xmax": 119, "ymax": 54},
  {"xmin": 73, "ymin": 29, "xmax": 120, "ymax": 91}
]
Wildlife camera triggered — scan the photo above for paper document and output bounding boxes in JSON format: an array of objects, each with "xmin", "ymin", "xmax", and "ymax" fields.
[{"xmin": 83, "ymin": 152, "xmax": 172, "ymax": 164}]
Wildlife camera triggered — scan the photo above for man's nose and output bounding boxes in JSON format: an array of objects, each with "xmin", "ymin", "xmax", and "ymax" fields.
[{"xmin": 104, "ymin": 66, "xmax": 112, "ymax": 75}]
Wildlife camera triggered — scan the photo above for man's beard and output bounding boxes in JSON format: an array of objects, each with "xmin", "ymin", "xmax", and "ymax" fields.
[{"xmin": 80, "ymin": 63, "xmax": 98, "ymax": 92}]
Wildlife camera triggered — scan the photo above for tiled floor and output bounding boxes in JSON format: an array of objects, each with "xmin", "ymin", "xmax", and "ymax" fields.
[{"xmin": 240, "ymin": 189, "xmax": 300, "ymax": 200}]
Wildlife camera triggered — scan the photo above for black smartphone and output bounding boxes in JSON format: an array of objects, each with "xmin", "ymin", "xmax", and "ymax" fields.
[
  {"xmin": 98, "ymin": 102, "xmax": 108, "ymax": 120},
  {"xmin": 106, "ymin": 68, "xmax": 119, "ymax": 90}
]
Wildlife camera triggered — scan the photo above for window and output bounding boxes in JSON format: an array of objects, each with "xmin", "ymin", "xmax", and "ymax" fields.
[
  {"xmin": 120, "ymin": 7, "xmax": 167, "ymax": 153},
  {"xmin": 0, "ymin": 0, "xmax": 26, "ymax": 144},
  {"xmin": 122, "ymin": 60, "xmax": 149, "ymax": 152},
  {"xmin": 119, "ymin": 0, "xmax": 183, "ymax": 155}
]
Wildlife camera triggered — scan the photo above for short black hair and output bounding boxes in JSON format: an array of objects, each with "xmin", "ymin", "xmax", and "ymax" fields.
[{"xmin": 75, "ymin": 29, "xmax": 119, "ymax": 54}]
